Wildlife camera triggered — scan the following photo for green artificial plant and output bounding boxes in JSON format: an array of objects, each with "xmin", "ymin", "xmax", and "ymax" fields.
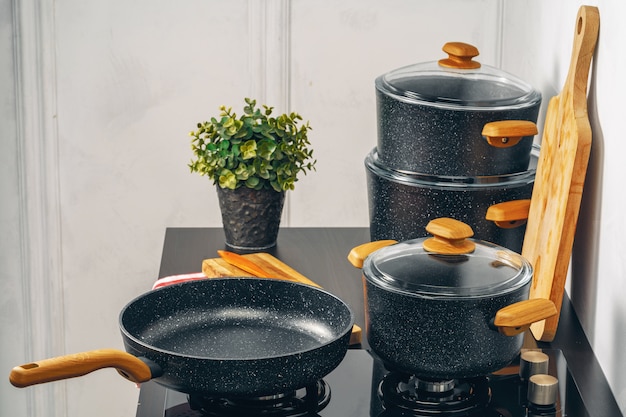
[{"xmin": 189, "ymin": 98, "xmax": 316, "ymax": 192}]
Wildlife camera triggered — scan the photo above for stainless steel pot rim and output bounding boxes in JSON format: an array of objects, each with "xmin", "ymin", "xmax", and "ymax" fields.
[
  {"xmin": 365, "ymin": 146, "xmax": 539, "ymax": 189},
  {"xmin": 362, "ymin": 238, "xmax": 533, "ymax": 299},
  {"xmin": 376, "ymin": 62, "xmax": 542, "ymax": 111}
]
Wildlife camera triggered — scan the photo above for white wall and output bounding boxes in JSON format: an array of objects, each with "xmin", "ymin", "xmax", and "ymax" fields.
[{"xmin": 2, "ymin": 1, "xmax": 625, "ymax": 416}]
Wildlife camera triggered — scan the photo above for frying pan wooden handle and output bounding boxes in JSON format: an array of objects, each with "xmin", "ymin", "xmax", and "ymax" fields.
[
  {"xmin": 438, "ymin": 42, "xmax": 481, "ymax": 69},
  {"xmin": 423, "ymin": 218, "xmax": 475, "ymax": 255},
  {"xmin": 347, "ymin": 240, "xmax": 397, "ymax": 269},
  {"xmin": 482, "ymin": 120, "xmax": 538, "ymax": 148},
  {"xmin": 9, "ymin": 349, "xmax": 155, "ymax": 388},
  {"xmin": 486, "ymin": 199, "xmax": 531, "ymax": 229},
  {"xmin": 493, "ymin": 299, "xmax": 557, "ymax": 337}
]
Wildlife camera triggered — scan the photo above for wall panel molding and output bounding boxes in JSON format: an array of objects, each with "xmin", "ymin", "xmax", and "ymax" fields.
[
  {"xmin": 247, "ymin": 0, "xmax": 291, "ymax": 110},
  {"xmin": 13, "ymin": 0, "xmax": 66, "ymax": 415},
  {"xmin": 247, "ymin": 0, "xmax": 293, "ymax": 224}
]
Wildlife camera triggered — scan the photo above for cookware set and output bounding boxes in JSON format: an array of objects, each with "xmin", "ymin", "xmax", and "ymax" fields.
[
  {"xmin": 368, "ymin": 42, "xmax": 542, "ymax": 251},
  {"xmin": 9, "ymin": 6, "xmax": 599, "ymax": 411}
]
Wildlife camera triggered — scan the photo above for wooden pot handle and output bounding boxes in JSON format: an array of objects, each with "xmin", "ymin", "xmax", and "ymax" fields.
[
  {"xmin": 482, "ymin": 120, "xmax": 538, "ymax": 148},
  {"xmin": 486, "ymin": 199, "xmax": 532, "ymax": 229},
  {"xmin": 9, "ymin": 349, "xmax": 156, "ymax": 388},
  {"xmin": 423, "ymin": 218, "xmax": 475, "ymax": 255},
  {"xmin": 438, "ymin": 42, "xmax": 481, "ymax": 69},
  {"xmin": 347, "ymin": 240, "xmax": 397, "ymax": 269},
  {"xmin": 493, "ymin": 299, "xmax": 557, "ymax": 337}
]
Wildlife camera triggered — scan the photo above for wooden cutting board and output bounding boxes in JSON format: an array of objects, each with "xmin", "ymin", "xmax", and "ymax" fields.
[
  {"xmin": 522, "ymin": 6, "xmax": 600, "ymax": 342},
  {"xmin": 202, "ymin": 252, "xmax": 363, "ymax": 345},
  {"xmin": 202, "ymin": 252, "xmax": 308, "ymax": 283}
]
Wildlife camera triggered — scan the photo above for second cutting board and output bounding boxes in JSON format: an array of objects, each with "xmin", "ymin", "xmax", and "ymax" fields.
[{"xmin": 522, "ymin": 5, "xmax": 600, "ymax": 342}]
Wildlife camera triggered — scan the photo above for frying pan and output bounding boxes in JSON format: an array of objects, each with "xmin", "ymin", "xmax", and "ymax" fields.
[{"xmin": 9, "ymin": 278, "xmax": 354, "ymax": 396}]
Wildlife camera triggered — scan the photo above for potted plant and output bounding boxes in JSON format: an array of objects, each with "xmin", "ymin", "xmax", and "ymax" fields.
[{"xmin": 189, "ymin": 97, "xmax": 316, "ymax": 250}]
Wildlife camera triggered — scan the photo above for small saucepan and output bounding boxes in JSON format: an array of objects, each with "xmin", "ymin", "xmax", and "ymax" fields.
[
  {"xmin": 348, "ymin": 218, "xmax": 556, "ymax": 379},
  {"xmin": 10, "ymin": 278, "xmax": 354, "ymax": 397}
]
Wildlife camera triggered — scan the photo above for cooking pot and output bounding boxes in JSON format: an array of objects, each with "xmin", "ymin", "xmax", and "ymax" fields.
[
  {"xmin": 9, "ymin": 278, "xmax": 354, "ymax": 396},
  {"xmin": 366, "ymin": 143, "xmax": 538, "ymax": 253},
  {"xmin": 348, "ymin": 218, "xmax": 556, "ymax": 379},
  {"xmin": 376, "ymin": 42, "xmax": 542, "ymax": 176}
]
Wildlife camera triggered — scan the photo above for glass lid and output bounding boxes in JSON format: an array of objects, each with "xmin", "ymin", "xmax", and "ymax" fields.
[
  {"xmin": 375, "ymin": 42, "xmax": 541, "ymax": 110},
  {"xmin": 362, "ymin": 218, "xmax": 533, "ymax": 298}
]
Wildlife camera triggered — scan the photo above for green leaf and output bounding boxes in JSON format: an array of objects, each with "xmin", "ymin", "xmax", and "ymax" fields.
[
  {"xmin": 218, "ymin": 169, "xmax": 237, "ymax": 190},
  {"xmin": 257, "ymin": 139, "xmax": 277, "ymax": 160},
  {"xmin": 240, "ymin": 140, "xmax": 257, "ymax": 159}
]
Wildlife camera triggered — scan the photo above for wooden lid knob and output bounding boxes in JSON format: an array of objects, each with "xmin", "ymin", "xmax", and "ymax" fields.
[
  {"xmin": 423, "ymin": 218, "xmax": 475, "ymax": 255},
  {"xmin": 438, "ymin": 42, "xmax": 481, "ymax": 69}
]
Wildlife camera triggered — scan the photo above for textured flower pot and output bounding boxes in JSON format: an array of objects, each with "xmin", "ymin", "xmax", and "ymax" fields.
[{"xmin": 216, "ymin": 187, "xmax": 286, "ymax": 250}]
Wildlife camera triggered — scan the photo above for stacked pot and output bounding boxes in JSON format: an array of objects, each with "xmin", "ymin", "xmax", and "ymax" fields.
[{"xmin": 366, "ymin": 42, "xmax": 542, "ymax": 253}]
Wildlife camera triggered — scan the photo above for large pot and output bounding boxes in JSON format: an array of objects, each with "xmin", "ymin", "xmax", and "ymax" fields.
[
  {"xmin": 366, "ymin": 145, "xmax": 538, "ymax": 253},
  {"xmin": 10, "ymin": 278, "xmax": 354, "ymax": 397},
  {"xmin": 348, "ymin": 218, "xmax": 556, "ymax": 380},
  {"xmin": 376, "ymin": 42, "xmax": 542, "ymax": 176}
]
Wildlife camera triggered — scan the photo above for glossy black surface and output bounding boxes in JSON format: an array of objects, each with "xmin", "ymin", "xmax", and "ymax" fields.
[
  {"xmin": 138, "ymin": 350, "xmax": 589, "ymax": 417},
  {"xmin": 135, "ymin": 227, "xmax": 623, "ymax": 417}
]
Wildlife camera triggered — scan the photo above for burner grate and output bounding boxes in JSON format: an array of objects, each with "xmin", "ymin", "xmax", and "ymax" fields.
[
  {"xmin": 378, "ymin": 373, "xmax": 492, "ymax": 415},
  {"xmin": 165, "ymin": 380, "xmax": 331, "ymax": 417}
]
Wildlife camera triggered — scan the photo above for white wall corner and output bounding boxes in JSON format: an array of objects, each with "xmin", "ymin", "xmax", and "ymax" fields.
[{"xmin": 13, "ymin": 0, "xmax": 66, "ymax": 415}]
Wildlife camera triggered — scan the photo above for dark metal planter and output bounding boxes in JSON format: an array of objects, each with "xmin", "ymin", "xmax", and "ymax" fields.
[{"xmin": 216, "ymin": 186, "xmax": 286, "ymax": 251}]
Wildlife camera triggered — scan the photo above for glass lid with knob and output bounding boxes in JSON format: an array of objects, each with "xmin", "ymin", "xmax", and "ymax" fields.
[{"xmin": 361, "ymin": 218, "xmax": 533, "ymax": 298}]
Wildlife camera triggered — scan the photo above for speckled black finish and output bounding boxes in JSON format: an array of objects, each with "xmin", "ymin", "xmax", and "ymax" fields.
[
  {"xmin": 363, "ymin": 276, "xmax": 530, "ymax": 379},
  {"xmin": 365, "ymin": 148, "xmax": 536, "ymax": 253},
  {"xmin": 217, "ymin": 187, "xmax": 285, "ymax": 250},
  {"xmin": 119, "ymin": 278, "xmax": 354, "ymax": 396},
  {"xmin": 375, "ymin": 87, "xmax": 541, "ymax": 176}
]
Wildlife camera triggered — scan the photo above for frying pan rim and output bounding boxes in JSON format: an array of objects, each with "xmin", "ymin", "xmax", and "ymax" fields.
[{"xmin": 118, "ymin": 277, "xmax": 355, "ymax": 361}]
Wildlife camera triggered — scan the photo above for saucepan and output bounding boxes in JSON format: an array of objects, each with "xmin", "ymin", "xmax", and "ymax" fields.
[
  {"xmin": 9, "ymin": 278, "xmax": 354, "ymax": 396},
  {"xmin": 365, "ymin": 141, "xmax": 539, "ymax": 253},
  {"xmin": 348, "ymin": 218, "xmax": 556, "ymax": 379},
  {"xmin": 376, "ymin": 42, "xmax": 542, "ymax": 176}
]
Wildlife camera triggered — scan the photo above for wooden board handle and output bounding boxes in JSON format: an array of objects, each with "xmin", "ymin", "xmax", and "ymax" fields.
[
  {"xmin": 9, "ymin": 349, "xmax": 154, "ymax": 388},
  {"xmin": 566, "ymin": 6, "xmax": 600, "ymax": 113}
]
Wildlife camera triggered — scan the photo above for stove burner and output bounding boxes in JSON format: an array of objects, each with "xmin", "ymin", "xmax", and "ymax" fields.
[
  {"xmin": 378, "ymin": 373, "xmax": 492, "ymax": 415},
  {"xmin": 175, "ymin": 380, "xmax": 331, "ymax": 416}
]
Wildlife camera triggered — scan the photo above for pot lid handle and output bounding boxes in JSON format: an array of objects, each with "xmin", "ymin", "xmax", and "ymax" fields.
[
  {"xmin": 486, "ymin": 199, "xmax": 531, "ymax": 229},
  {"xmin": 438, "ymin": 42, "xmax": 481, "ymax": 69},
  {"xmin": 482, "ymin": 120, "xmax": 538, "ymax": 148},
  {"xmin": 423, "ymin": 218, "xmax": 475, "ymax": 255}
]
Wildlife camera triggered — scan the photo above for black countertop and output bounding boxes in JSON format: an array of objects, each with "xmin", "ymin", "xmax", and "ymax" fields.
[{"xmin": 156, "ymin": 227, "xmax": 622, "ymax": 417}]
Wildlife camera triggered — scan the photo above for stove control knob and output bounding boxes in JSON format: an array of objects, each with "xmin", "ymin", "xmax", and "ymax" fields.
[
  {"xmin": 519, "ymin": 350, "xmax": 549, "ymax": 380},
  {"xmin": 527, "ymin": 374, "xmax": 559, "ymax": 406}
]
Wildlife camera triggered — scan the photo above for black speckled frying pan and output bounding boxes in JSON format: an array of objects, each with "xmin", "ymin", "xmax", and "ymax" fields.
[{"xmin": 9, "ymin": 278, "xmax": 354, "ymax": 396}]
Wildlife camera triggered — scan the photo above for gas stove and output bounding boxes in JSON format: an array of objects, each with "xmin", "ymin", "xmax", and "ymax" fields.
[{"xmin": 136, "ymin": 348, "xmax": 589, "ymax": 417}]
